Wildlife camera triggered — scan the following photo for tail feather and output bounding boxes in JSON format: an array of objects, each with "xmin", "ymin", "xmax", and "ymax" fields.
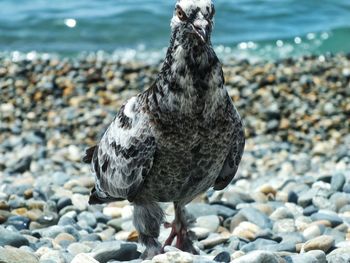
[
  {"xmin": 88, "ymin": 187, "xmax": 124, "ymax": 205},
  {"xmin": 83, "ymin": 145, "xmax": 97, "ymax": 163}
]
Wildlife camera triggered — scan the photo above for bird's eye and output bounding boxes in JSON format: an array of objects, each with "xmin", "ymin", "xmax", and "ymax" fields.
[{"xmin": 176, "ymin": 7, "xmax": 187, "ymax": 21}]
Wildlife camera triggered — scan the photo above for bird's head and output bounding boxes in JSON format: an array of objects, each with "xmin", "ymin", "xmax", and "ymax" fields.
[{"xmin": 170, "ymin": 0, "xmax": 215, "ymax": 48}]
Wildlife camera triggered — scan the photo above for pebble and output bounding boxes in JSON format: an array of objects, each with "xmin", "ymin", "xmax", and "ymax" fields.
[
  {"xmin": 301, "ymin": 235, "xmax": 335, "ymax": 253},
  {"xmin": 231, "ymin": 250, "xmax": 284, "ymax": 263},
  {"xmin": 0, "ymin": 247, "xmax": 39, "ymax": 263},
  {"xmin": 326, "ymin": 247, "xmax": 350, "ymax": 263},
  {"xmin": 310, "ymin": 212, "xmax": 343, "ymax": 227},
  {"xmin": 71, "ymin": 253, "xmax": 99, "ymax": 263},
  {"xmin": 194, "ymin": 215, "xmax": 220, "ymax": 233},
  {"xmin": 285, "ymin": 250, "xmax": 326, "ymax": 263},
  {"xmin": 1, "ymin": 55, "xmax": 350, "ymax": 262},
  {"xmin": 0, "ymin": 227, "xmax": 29, "ymax": 247},
  {"xmin": 331, "ymin": 173, "xmax": 346, "ymax": 191},
  {"xmin": 67, "ymin": 243, "xmax": 92, "ymax": 255}
]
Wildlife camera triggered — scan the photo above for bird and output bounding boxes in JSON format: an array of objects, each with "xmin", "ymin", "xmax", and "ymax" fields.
[{"xmin": 83, "ymin": 0, "xmax": 245, "ymax": 259}]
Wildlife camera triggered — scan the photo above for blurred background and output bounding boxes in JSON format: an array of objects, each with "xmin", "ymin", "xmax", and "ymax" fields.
[{"xmin": 1, "ymin": 0, "xmax": 350, "ymax": 60}]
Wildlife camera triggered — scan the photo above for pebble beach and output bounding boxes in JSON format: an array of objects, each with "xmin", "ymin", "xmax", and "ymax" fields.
[{"xmin": 0, "ymin": 53, "xmax": 350, "ymax": 263}]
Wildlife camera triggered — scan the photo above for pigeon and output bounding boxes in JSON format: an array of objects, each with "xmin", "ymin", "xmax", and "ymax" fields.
[{"xmin": 84, "ymin": 0, "xmax": 245, "ymax": 259}]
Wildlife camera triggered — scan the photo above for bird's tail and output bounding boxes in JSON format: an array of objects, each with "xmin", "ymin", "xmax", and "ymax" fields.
[{"xmin": 88, "ymin": 186, "xmax": 124, "ymax": 204}]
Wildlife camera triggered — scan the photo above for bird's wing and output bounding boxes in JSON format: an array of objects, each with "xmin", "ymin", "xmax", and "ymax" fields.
[
  {"xmin": 90, "ymin": 96, "xmax": 156, "ymax": 202},
  {"xmin": 214, "ymin": 103, "xmax": 245, "ymax": 191}
]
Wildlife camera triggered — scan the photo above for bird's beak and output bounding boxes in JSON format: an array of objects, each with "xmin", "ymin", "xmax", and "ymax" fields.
[{"xmin": 191, "ymin": 21, "xmax": 208, "ymax": 44}]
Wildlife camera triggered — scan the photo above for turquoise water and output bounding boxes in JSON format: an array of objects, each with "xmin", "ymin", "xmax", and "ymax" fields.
[{"xmin": 1, "ymin": 0, "xmax": 350, "ymax": 60}]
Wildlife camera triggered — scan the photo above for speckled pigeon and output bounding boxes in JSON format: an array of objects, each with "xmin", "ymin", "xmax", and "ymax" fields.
[{"xmin": 84, "ymin": 0, "xmax": 245, "ymax": 258}]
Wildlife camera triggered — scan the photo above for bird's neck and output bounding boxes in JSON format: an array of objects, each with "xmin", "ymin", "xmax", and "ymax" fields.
[
  {"xmin": 149, "ymin": 38, "xmax": 226, "ymax": 115},
  {"xmin": 157, "ymin": 38, "xmax": 222, "ymax": 94}
]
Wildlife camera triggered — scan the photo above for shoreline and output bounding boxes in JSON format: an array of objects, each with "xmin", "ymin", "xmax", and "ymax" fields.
[{"xmin": 0, "ymin": 52, "xmax": 350, "ymax": 262}]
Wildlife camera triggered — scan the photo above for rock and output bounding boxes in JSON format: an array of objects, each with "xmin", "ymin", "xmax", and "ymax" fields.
[
  {"xmin": 77, "ymin": 211, "xmax": 97, "ymax": 228},
  {"xmin": 270, "ymin": 207, "xmax": 294, "ymax": 220},
  {"xmin": 6, "ymin": 215, "xmax": 31, "ymax": 230},
  {"xmin": 199, "ymin": 233, "xmax": 231, "ymax": 249},
  {"xmin": 186, "ymin": 203, "xmax": 218, "ymax": 218},
  {"xmin": 230, "ymin": 207, "xmax": 272, "ymax": 230},
  {"xmin": 232, "ymin": 250, "xmax": 284, "ymax": 263},
  {"xmin": 57, "ymin": 197, "xmax": 72, "ymax": 211},
  {"xmin": 8, "ymin": 156, "xmax": 32, "ymax": 174},
  {"xmin": 303, "ymin": 205, "xmax": 318, "ymax": 216},
  {"xmin": 298, "ymin": 189, "xmax": 317, "ymax": 208},
  {"xmin": 39, "ymin": 250, "xmax": 66, "ymax": 263},
  {"xmin": 53, "ymin": 232, "xmax": 76, "ymax": 247},
  {"xmin": 232, "ymin": 221, "xmax": 260, "ymax": 240},
  {"xmin": 240, "ymin": 238, "xmax": 277, "ymax": 253},
  {"xmin": 303, "ymin": 225, "xmax": 324, "ymax": 240},
  {"xmin": 0, "ymin": 227, "xmax": 29, "ymax": 247},
  {"xmin": 103, "ymin": 207, "xmax": 123, "ymax": 218},
  {"xmin": 0, "ymin": 247, "xmax": 39, "ymax": 263},
  {"xmin": 71, "ymin": 194, "xmax": 89, "ymax": 211},
  {"xmin": 302, "ymin": 235, "xmax": 335, "ymax": 253},
  {"xmin": 151, "ymin": 251, "xmax": 193, "ymax": 263},
  {"xmin": 194, "ymin": 215, "xmax": 220, "ymax": 232},
  {"xmin": 71, "ymin": 253, "xmax": 99, "ymax": 263},
  {"xmin": 331, "ymin": 173, "xmax": 346, "ymax": 191},
  {"xmin": 273, "ymin": 219, "xmax": 296, "ymax": 233},
  {"xmin": 310, "ymin": 212, "xmax": 343, "ymax": 227},
  {"xmin": 67, "ymin": 243, "xmax": 92, "ymax": 255},
  {"xmin": 213, "ymin": 251, "xmax": 231, "ymax": 263},
  {"xmin": 326, "ymin": 247, "xmax": 350, "ymax": 263},
  {"xmin": 91, "ymin": 241, "xmax": 140, "ymax": 262},
  {"xmin": 285, "ymin": 250, "xmax": 326, "ymax": 263},
  {"xmin": 191, "ymin": 227, "xmax": 210, "ymax": 240}
]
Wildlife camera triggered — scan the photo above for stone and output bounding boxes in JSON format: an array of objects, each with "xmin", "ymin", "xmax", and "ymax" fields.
[
  {"xmin": 303, "ymin": 225, "xmax": 324, "ymax": 240},
  {"xmin": 298, "ymin": 189, "xmax": 317, "ymax": 208},
  {"xmin": 0, "ymin": 247, "xmax": 39, "ymax": 263},
  {"xmin": 310, "ymin": 212, "xmax": 343, "ymax": 227},
  {"xmin": 72, "ymin": 194, "xmax": 89, "ymax": 211},
  {"xmin": 53, "ymin": 232, "xmax": 76, "ymax": 247},
  {"xmin": 185, "ymin": 203, "xmax": 218, "ymax": 218},
  {"xmin": 230, "ymin": 207, "xmax": 272, "ymax": 230},
  {"xmin": 270, "ymin": 207, "xmax": 294, "ymax": 220},
  {"xmin": 71, "ymin": 253, "xmax": 99, "ymax": 263},
  {"xmin": 285, "ymin": 250, "xmax": 326, "ymax": 263},
  {"xmin": 303, "ymin": 205, "xmax": 318, "ymax": 216},
  {"xmin": 273, "ymin": 219, "xmax": 296, "ymax": 233},
  {"xmin": 326, "ymin": 247, "xmax": 350, "ymax": 263},
  {"xmin": 91, "ymin": 241, "xmax": 140, "ymax": 262},
  {"xmin": 6, "ymin": 215, "xmax": 31, "ymax": 230},
  {"xmin": 213, "ymin": 251, "xmax": 231, "ymax": 263},
  {"xmin": 232, "ymin": 250, "xmax": 284, "ymax": 263},
  {"xmin": 151, "ymin": 251, "xmax": 193, "ymax": 263},
  {"xmin": 302, "ymin": 235, "xmax": 335, "ymax": 253},
  {"xmin": 331, "ymin": 172, "xmax": 346, "ymax": 191},
  {"xmin": 199, "ymin": 233, "xmax": 231, "ymax": 249},
  {"xmin": 39, "ymin": 250, "xmax": 66, "ymax": 263},
  {"xmin": 78, "ymin": 211, "xmax": 97, "ymax": 228},
  {"xmin": 194, "ymin": 215, "xmax": 220, "ymax": 233},
  {"xmin": 0, "ymin": 227, "xmax": 29, "ymax": 247},
  {"xmin": 103, "ymin": 207, "xmax": 123, "ymax": 218},
  {"xmin": 67, "ymin": 243, "xmax": 92, "ymax": 255},
  {"xmin": 232, "ymin": 221, "xmax": 260, "ymax": 240},
  {"xmin": 240, "ymin": 238, "xmax": 277, "ymax": 253}
]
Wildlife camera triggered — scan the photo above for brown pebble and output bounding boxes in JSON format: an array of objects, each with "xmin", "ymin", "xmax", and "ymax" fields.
[
  {"xmin": 302, "ymin": 235, "xmax": 334, "ymax": 253},
  {"xmin": 24, "ymin": 189, "xmax": 33, "ymax": 199}
]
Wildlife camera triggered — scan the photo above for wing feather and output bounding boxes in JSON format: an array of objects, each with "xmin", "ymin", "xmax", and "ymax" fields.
[{"xmin": 90, "ymin": 96, "xmax": 155, "ymax": 202}]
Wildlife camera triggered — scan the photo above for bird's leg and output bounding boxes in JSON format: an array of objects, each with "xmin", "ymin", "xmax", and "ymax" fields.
[
  {"xmin": 133, "ymin": 202, "xmax": 164, "ymax": 259},
  {"xmin": 162, "ymin": 202, "xmax": 198, "ymax": 254}
]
